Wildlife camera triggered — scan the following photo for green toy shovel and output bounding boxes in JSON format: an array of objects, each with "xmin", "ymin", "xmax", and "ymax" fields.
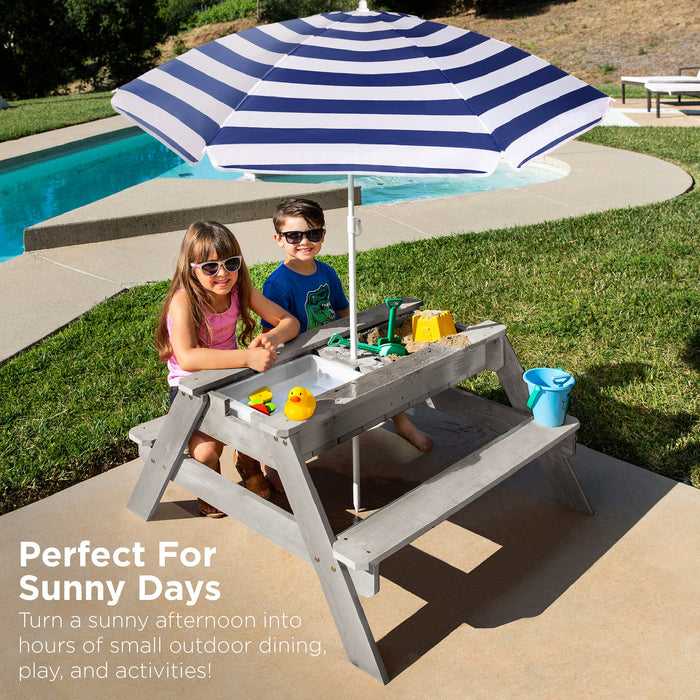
[
  {"xmin": 377, "ymin": 298, "xmax": 406, "ymax": 355},
  {"xmin": 327, "ymin": 333, "xmax": 407, "ymax": 357}
]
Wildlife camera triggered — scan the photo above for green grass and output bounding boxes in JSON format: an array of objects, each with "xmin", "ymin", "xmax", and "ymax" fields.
[
  {"xmin": 185, "ymin": 0, "xmax": 258, "ymax": 28},
  {"xmin": 595, "ymin": 84, "xmax": 648, "ymax": 100},
  {"xmin": 0, "ymin": 93, "xmax": 115, "ymax": 142},
  {"xmin": 0, "ymin": 108, "xmax": 698, "ymax": 515}
]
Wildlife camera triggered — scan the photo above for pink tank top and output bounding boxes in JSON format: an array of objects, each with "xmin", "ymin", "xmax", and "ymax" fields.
[{"xmin": 166, "ymin": 288, "xmax": 241, "ymax": 387}]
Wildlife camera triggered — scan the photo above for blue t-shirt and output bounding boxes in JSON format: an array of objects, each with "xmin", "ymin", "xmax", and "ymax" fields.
[{"xmin": 262, "ymin": 260, "xmax": 349, "ymax": 333}]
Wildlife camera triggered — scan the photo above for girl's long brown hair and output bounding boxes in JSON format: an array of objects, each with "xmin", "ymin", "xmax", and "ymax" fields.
[{"xmin": 155, "ymin": 221, "xmax": 256, "ymax": 362}]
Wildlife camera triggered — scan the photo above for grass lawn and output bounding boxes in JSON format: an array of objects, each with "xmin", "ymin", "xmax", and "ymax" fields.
[
  {"xmin": 0, "ymin": 100, "xmax": 698, "ymax": 515},
  {"xmin": 0, "ymin": 93, "xmax": 115, "ymax": 142}
]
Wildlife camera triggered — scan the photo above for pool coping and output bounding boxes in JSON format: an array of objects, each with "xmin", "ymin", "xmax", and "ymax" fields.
[
  {"xmin": 20, "ymin": 147, "xmax": 567, "ymax": 253},
  {"xmin": 0, "ymin": 123, "xmax": 144, "ymax": 174},
  {"xmin": 22, "ymin": 178, "xmax": 362, "ymax": 251}
]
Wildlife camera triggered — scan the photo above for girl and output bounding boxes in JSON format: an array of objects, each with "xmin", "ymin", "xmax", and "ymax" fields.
[{"xmin": 155, "ymin": 221, "xmax": 299, "ymax": 516}]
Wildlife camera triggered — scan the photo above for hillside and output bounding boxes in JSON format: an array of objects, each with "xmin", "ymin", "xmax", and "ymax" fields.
[
  {"xmin": 164, "ymin": 0, "xmax": 699, "ymax": 87},
  {"xmin": 436, "ymin": 0, "xmax": 699, "ymax": 85}
]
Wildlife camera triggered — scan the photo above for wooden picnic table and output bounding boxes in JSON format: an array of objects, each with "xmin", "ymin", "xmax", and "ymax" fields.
[{"xmin": 128, "ymin": 299, "xmax": 592, "ymax": 684}]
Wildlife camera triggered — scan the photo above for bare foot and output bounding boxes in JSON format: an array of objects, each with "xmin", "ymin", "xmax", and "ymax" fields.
[
  {"xmin": 391, "ymin": 413, "xmax": 433, "ymax": 451},
  {"xmin": 264, "ymin": 466, "xmax": 285, "ymax": 494}
]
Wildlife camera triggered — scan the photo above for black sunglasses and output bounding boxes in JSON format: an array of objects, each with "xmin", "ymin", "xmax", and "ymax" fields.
[
  {"xmin": 279, "ymin": 228, "xmax": 325, "ymax": 245},
  {"xmin": 190, "ymin": 255, "xmax": 242, "ymax": 276}
]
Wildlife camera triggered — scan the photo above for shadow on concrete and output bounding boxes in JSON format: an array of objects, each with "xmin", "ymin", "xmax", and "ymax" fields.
[
  {"xmin": 305, "ymin": 404, "xmax": 677, "ymax": 680},
  {"xmin": 110, "ymin": 400, "xmax": 682, "ymax": 684}
]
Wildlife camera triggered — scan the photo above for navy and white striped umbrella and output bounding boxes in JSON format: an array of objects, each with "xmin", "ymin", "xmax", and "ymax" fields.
[
  {"xmin": 112, "ymin": 3, "xmax": 609, "ymax": 177},
  {"xmin": 113, "ymin": 3, "xmax": 609, "ymax": 510},
  {"xmin": 112, "ymin": 1, "xmax": 610, "ymax": 355}
]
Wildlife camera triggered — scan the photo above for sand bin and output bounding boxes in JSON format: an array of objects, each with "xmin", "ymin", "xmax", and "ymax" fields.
[{"xmin": 363, "ymin": 312, "xmax": 471, "ymax": 358}]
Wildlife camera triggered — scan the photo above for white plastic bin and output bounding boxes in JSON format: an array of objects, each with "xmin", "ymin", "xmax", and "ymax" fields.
[{"xmin": 219, "ymin": 355, "xmax": 362, "ymax": 422}]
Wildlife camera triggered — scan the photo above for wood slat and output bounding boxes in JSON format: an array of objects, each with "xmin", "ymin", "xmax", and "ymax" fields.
[
  {"xmin": 258, "ymin": 324, "xmax": 505, "ymax": 453},
  {"xmin": 174, "ymin": 457, "xmax": 379, "ymax": 597},
  {"xmin": 126, "ymin": 391, "xmax": 208, "ymax": 521},
  {"xmin": 333, "ymin": 416, "xmax": 580, "ymax": 571},
  {"xmin": 262, "ymin": 430, "xmax": 388, "ymax": 681},
  {"xmin": 176, "ymin": 455, "xmax": 307, "ymax": 558},
  {"xmin": 128, "ymin": 415, "xmax": 167, "ymax": 447},
  {"xmin": 429, "ymin": 387, "xmax": 530, "ymax": 434}
]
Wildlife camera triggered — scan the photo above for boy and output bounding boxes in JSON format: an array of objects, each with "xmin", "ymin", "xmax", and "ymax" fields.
[{"xmin": 263, "ymin": 198, "xmax": 432, "ymax": 452}]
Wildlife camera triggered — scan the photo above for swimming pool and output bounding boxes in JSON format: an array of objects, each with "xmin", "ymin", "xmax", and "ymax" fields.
[{"xmin": 0, "ymin": 130, "xmax": 564, "ymax": 263}]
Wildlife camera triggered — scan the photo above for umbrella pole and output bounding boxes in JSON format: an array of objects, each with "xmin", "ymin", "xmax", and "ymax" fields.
[
  {"xmin": 347, "ymin": 175, "xmax": 361, "ymax": 513},
  {"xmin": 352, "ymin": 437, "xmax": 360, "ymax": 514},
  {"xmin": 347, "ymin": 174, "xmax": 359, "ymax": 362}
]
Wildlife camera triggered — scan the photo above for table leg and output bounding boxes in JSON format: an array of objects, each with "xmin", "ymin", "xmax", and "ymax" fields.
[
  {"xmin": 494, "ymin": 336, "xmax": 530, "ymax": 409},
  {"xmin": 496, "ymin": 336, "xmax": 593, "ymax": 515},
  {"xmin": 262, "ymin": 432, "xmax": 389, "ymax": 684},
  {"xmin": 127, "ymin": 391, "xmax": 209, "ymax": 521}
]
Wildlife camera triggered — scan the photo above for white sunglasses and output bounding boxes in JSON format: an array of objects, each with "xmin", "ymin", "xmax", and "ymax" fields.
[{"xmin": 190, "ymin": 255, "xmax": 242, "ymax": 276}]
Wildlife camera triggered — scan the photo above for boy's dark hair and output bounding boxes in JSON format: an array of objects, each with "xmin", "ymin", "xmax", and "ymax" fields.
[{"xmin": 273, "ymin": 198, "xmax": 325, "ymax": 234}]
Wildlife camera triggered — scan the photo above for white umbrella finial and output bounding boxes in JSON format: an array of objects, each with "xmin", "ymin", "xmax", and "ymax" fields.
[{"xmin": 357, "ymin": 1, "xmax": 369, "ymax": 13}]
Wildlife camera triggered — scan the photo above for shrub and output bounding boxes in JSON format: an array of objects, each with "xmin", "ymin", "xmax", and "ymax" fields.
[
  {"xmin": 161, "ymin": 0, "xmax": 204, "ymax": 34},
  {"xmin": 261, "ymin": 1, "xmax": 355, "ymax": 23},
  {"xmin": 186, "ymin": 0, "xmax": 258, "ymax": 28}
]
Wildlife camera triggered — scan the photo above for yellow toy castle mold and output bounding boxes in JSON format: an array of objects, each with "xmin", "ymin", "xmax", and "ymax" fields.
[{"xmin": 411, "ymin": 310, "xmax": 457, "ymax": 342}]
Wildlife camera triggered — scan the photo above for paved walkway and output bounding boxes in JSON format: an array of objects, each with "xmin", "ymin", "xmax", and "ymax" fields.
[
  {"xmin": 604, "ymin": 95, "xmax": 700, "ymax": 127},
  {"xmin": 1, "ymin": 104, "xmax": 699, "ymax": 698}
]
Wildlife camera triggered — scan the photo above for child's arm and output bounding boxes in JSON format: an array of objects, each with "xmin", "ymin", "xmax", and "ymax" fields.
[
  {"xmin": 248, "ymin": 288, "xmax": 300, "ymax": 350},
  {"xmin": 168, "ymin": 291, "xmax": 281, "ymax": 373}
]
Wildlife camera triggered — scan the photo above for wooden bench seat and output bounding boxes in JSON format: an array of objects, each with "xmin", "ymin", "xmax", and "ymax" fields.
[
  {"xmin": 128, "ymin": 415, "xmax": 168, "ymax": 462},
  {"xmin": 333, "ymin": 415, "xmax": 579, "ymax": 571},
  {"xmin": 129, "ymin": 415, "xmax": 167, "ymax": 447}
]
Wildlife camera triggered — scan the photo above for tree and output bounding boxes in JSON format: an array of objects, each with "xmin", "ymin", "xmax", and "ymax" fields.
[
  {"xmin": 0, "ymin": 0, "xmax": 84, "ymax": 98},
  {"xmin": 65, "ymin": 0, "xmax": 168, "ymax": 88},
  {"xmin": 160, "ymin": 0, "xmax": 202, "ymax": 36}
]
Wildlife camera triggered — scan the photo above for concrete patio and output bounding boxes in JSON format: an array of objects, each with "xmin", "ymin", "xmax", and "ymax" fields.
[{"xmin": 2, "ymin": 406, "xmax": 699, "ymax": 698}]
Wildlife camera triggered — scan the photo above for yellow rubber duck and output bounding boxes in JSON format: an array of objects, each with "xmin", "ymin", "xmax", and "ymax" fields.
[{"xmin": 284, "ymin": 387, "xmax": 316, "ymax": 421}]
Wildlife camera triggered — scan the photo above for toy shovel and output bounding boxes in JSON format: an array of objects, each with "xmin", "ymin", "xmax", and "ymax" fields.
[
  {"xmin": 327, "ymin": 333, "xmax": 407, "ymax": 357},
  {"xmin": 377, "ymin": 298, "xmax": 405, "ymax": 354}
]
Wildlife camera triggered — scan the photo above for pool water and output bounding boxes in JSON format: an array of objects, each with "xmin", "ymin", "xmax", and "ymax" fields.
[
  {"xmin": 0, "ymin": 132, "xmax": 182, "ymax": 263},
  {"xmin": 163, "ymin": 157, "xmax": 563, "ymax": 206},
  {"xmin": 0, "ymin": 131, "xmax": 564, "ymax": 263}
]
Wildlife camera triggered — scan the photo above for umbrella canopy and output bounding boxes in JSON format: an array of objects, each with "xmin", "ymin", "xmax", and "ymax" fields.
[{"xmin": 112, "ymin": 4, "xmax": 609, "ymax": 177}]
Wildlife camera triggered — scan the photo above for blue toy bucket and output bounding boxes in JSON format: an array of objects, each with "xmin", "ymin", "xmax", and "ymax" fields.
[{"xmin": 522, "ymin": 367, "xmax": 575, "ymax": 427}]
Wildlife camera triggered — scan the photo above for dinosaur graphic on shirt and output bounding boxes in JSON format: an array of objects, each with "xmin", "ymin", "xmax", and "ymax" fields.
[{"xmin": 305, "ymin": 284, "xmax": 335, "ymax": 329}]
